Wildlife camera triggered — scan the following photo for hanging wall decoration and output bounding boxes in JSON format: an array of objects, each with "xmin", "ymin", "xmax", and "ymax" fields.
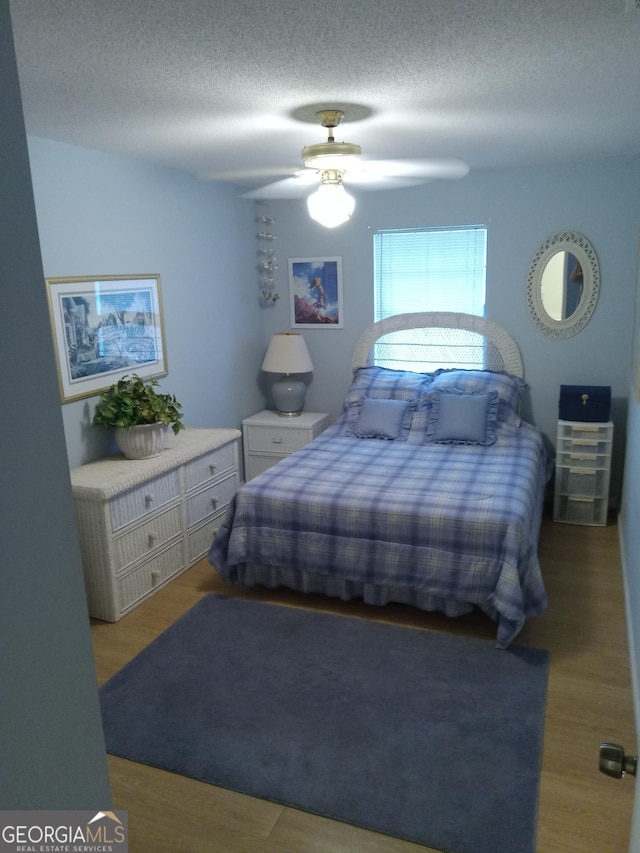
[{"xmin": 256, "ymin": 203, "xmax": 279, "ymax": 304}]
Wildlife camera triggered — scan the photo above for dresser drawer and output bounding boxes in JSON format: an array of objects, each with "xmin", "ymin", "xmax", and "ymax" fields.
[
  {"xmin": 109, "ymin": 470, "xmax": 181, "ymax": 531},
  {"xmin": 117, "ymin": 539, "xmax": 185, "ymax": 614},
  {"xmin": 245, "ymin": 425, "xmax": 310, "ymax": 454},
  {"xmin": 183, "ymin": 441, "xmax": 238, "ymax": 491},
  {"xmin": 113, "ymin": 504, "xmax": 183, "ymax": 574},
  {"xmin": 185, "ymin": 471, "xmax": 239, "ymax": 528},
  {"xmin": 186, "ymin": 514, "xmax": 225, "ymax": 565}
]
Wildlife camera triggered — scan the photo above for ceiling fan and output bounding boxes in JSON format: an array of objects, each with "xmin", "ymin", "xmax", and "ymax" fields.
[{"xmin": 241, "ymin": 108, "xmax": 469, "ymax": 227}]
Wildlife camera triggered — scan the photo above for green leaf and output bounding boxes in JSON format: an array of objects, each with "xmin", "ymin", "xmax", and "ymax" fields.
[{"xmin": 92, "ymin": 374, "xmax": 185, "ymax": 433}]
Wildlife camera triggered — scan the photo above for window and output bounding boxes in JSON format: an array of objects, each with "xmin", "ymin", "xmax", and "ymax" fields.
[{"xmin": 373, "ymin": 225, "xmax": 487, "ymax": 370}]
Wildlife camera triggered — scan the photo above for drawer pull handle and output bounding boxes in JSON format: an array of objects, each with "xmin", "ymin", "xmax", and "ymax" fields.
[
  {"xmin": 145, "ymin": 494, "xmax": 154, "ymax": 507},
  {"xmin": 271, "ymin": 437, "xmax": 283, "ymax": 444},
  {"xmin": 582, "ymin": 393, "xmax": 589, "ymax": 406},
  {"xmin": 151, "ymin": 570, "xmax": 160, "ymax": 586},
  {"xmin": 211, "ymin": 496, "xmax": 219, "ymax": 508},
  {"xmin": 209, "ymin": 463, "xmax": 217, "ymax": 474},
  {"xmin": 148, "ymin": 533, "xmax": 157, "ymax": 548}
]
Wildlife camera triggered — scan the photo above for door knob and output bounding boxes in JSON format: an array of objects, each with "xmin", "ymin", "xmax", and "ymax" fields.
[{"xmin": 599, "ymin": 742, "xmax": 637, "ymax": 779}]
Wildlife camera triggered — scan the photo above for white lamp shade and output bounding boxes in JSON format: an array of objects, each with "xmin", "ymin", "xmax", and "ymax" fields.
[
  {"xmin": 307, "ymin": 180, "xmax": 355, "ymax": 228},
  {"xmin": 261, "ymin": 333, "xmax": 313, "ymax": 374}
]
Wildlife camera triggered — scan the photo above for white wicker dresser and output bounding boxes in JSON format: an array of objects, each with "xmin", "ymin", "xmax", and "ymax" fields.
[{"xmin": 70, "ymin": 427, "xmax": 241, "ymax": 621}]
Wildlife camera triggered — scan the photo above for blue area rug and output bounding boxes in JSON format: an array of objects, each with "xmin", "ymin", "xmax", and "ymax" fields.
[{"xmin": 99, "ymin": 595, "xmax": 549, "ymax": 853}]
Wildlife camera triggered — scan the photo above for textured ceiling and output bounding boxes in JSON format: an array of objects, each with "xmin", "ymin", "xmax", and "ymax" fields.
[{"xmin": 8, "ymin": 0, "xmax": 640, "ymax": 194}]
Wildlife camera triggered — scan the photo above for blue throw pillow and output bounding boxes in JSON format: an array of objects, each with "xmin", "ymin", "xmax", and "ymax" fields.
[
  {"xmin": 428, "ymin": 369, "xmax": 524, "ymax": 426},
  {"xmin": 426, "ymin": 389, "xmax": 498, "ymax": 445},
  {"xmin": 347, "ymin": 397, "xmax": 415, "ymax": 440}
]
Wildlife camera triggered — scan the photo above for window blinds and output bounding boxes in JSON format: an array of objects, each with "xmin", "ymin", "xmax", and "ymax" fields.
[{"xmin": 373, "ymin": 226, "xmax": 487, "ymax": 321}]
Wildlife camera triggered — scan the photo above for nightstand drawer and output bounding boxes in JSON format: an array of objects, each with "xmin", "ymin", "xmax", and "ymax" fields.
[
  {"xmin": 242, "ymin": 411, "xmax": 330, "ymax": 482},
  {"xmin": 246, "ymin": 454, "xmax": 283, "ymax": 480},
  {"xmin": 245, "ymin": 425, "xmax": 310, "ymax": 454}
]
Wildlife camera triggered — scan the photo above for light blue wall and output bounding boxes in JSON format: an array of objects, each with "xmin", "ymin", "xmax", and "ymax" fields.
[
  {"xmin": 0, "ymin": 0, "xmax": 111, "ymax": 808},
  {"xmin": 263, "ymin": 157, "xmax": 640, "ymax": 505},
  {"xmin": 621, "ymin": 390, "xmax": 640, "ymax": 712},
  {"xmin": 26, "ymin": 136, "xmax": 264, "ymax": 468},
  {"xmin": 619, "ymin": 252, "xmax": 640, "ymax": 850}
]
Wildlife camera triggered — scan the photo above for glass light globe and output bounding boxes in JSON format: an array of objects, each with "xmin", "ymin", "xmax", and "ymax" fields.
[{"xmin": 307, "ymin": 178, "xmax": 355, "ymax": 228}]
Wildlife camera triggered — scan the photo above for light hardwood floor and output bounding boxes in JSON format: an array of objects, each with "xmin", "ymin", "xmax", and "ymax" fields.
[{"xmin": 90, "ymin": 512, "xmax": 636, "ymax": 852}]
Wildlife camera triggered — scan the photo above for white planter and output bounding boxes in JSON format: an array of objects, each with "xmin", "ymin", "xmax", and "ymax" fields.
[{"xmin": 115, "ymin": 423, "xmax": 169, "ymax": 460}]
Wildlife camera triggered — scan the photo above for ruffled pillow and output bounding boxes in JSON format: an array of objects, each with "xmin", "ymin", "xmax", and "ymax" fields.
[
  {"xmin": 426, "ymin": 389, "xmax": 499, "ymax": 445},
  {"xmin": 346, "ymin": 396, "xmax": 416, "ymax": 440},
  {"xmin": 428, "ymin": 369, "xmax": 524, "ymax": 425}
]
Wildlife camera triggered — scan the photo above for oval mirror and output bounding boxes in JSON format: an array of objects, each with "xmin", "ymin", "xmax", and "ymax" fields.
[{"xmin": 526, "ymin": 231, "xmax": 600, "ymax": 339}]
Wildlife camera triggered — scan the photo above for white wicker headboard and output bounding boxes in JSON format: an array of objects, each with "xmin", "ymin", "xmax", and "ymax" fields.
[{"xmin": 351, "ymin": 312, "xmax": 524, "ymax": 378}]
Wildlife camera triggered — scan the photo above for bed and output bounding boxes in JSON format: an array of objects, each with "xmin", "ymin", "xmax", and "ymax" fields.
[{"xmin": 209, "ymin": 312, "xmax": 548, "ymax": 648}]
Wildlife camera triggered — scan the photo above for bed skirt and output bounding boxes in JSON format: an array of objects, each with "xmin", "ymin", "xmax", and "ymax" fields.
[{"xmin": 221, "ymin": 562, "xmax": 515, "ymax": 644}]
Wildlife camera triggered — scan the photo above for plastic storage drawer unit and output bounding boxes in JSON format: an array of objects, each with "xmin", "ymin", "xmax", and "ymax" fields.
[{"xmin": 553, "ymin": 420, "xmax": 613, "ymax": 526}]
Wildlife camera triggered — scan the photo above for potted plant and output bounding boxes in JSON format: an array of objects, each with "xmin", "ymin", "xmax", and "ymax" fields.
[{"xmin": 93, "ymin": 374, "xmax": 185, "ymax": 459}]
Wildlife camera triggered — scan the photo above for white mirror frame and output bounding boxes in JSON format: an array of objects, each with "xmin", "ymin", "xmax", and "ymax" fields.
[{"xmin": 526, "ymin": 231, "xmax": 600, "ymax": 339}]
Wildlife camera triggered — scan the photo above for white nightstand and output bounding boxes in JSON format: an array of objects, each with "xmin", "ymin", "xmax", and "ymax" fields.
[
  {"xmin": 242, "ymin": 410, "xmax": 331, "ymax": 480},
  {"xmin": 553, "ymin": 419, "xmax": 613, "ymax": 526}
]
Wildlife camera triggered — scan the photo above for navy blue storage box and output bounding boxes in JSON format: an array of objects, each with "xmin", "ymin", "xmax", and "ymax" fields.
[{"xmin": 559, "ymin": 385, "xmax": 611, "ymax": 422}]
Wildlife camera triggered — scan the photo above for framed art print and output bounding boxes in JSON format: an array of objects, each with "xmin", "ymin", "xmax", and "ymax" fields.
[
  {"xmin": 46, "ymin": 273, "xmax": 167, "ymax": 402},
  {"xmin": 289, "ymin": 257, "xmax": 343, "ymax": 328}
]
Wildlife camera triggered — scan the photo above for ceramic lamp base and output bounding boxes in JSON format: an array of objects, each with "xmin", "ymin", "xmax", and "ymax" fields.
[{"xmin": 272, "ymin": 376, "xmax": 305, "ymax": 417}]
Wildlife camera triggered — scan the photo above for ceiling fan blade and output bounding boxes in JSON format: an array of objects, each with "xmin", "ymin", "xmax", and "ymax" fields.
[
  {"xmin": 357, "ymin": 158, "xmax": 470, "ymax": 180},
  {"xmin": 337, "ymin": 158, "xmax": 469, "ymax": 191},
  {"xmin": 342, "ymin": 173, "xmax": 438, "ymax": 191},
  {"xmin": 199, "ymin": 165, "xmax": 301, "ymax": 182},
  {"xmin": 242, "ymin": 171, "xmax": 318, "ymax": 199}
]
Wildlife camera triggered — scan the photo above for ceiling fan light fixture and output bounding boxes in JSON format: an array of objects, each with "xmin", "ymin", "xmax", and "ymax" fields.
[
  {"xmin": 307, "ymin": 170, "xmax": 355, "ymax": 228},
  {"xmin": 301, "ymin": 141, "xmax": 362, "ymax": 172}
]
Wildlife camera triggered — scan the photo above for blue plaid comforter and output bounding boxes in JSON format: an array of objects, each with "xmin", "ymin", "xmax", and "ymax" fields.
[{"xmin": 209, "ymin": 420, "xmax": 548, "ymax": 647}]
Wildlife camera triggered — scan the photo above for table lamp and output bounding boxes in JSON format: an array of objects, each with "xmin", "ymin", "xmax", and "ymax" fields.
[{"xmin": 261, "ymin": 333, "xmax": 313, "ymax": 417}]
